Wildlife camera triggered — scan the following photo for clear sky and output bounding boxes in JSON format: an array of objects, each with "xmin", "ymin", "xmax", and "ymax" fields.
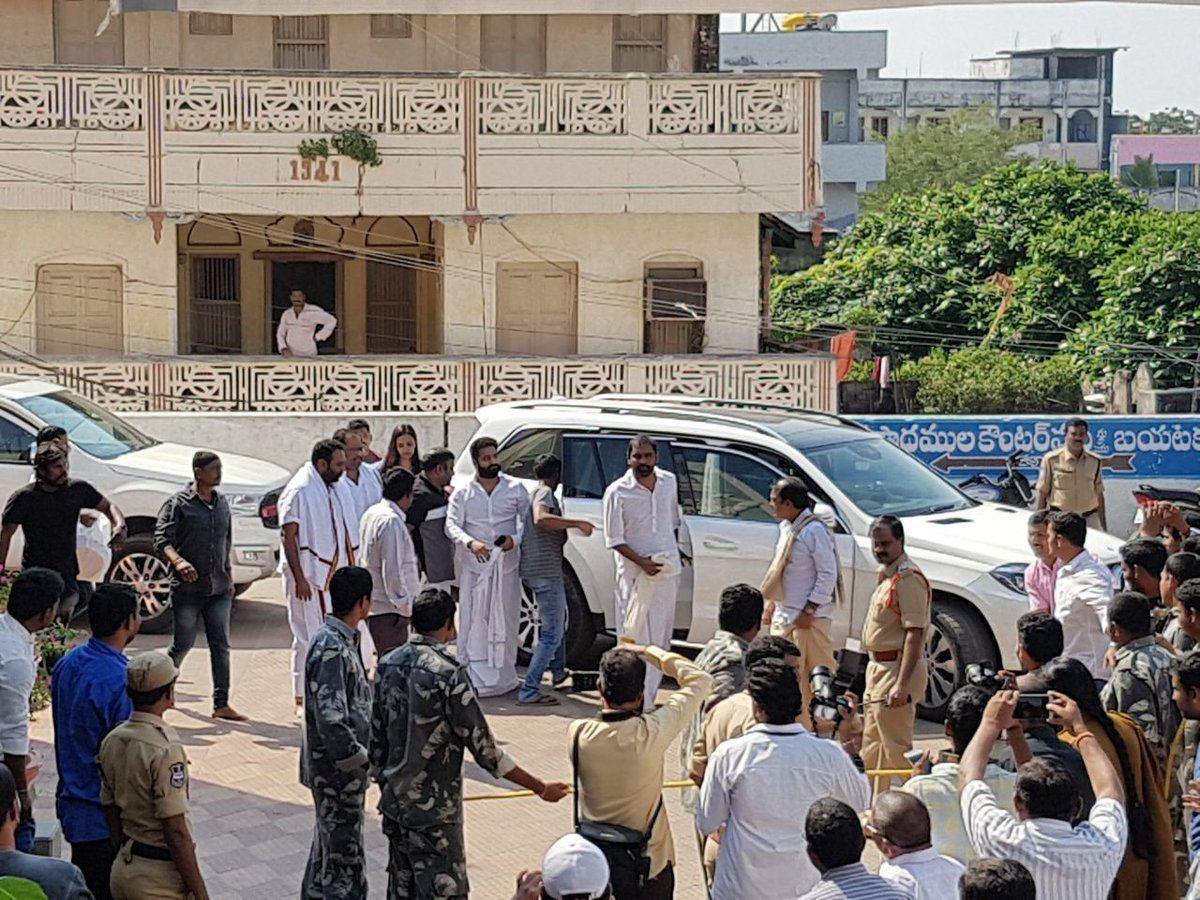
[{"xmin": 723, "ymin": 4, "xmax": 1200, "ymax": 116}]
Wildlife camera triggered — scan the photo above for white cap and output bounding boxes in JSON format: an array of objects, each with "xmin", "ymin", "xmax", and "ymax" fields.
[{"xmin": 541, "ymin": 835, "xmax": 610, "ymax": 900}]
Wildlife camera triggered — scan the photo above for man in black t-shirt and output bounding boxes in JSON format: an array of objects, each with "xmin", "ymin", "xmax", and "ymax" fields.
[
  {"xmin": 406, "ymin": 448, "xmax": 456, "ymax": 588},
  {"xmin": 0, "ymin": 444, "xmax": 125, "ymax": 621}
]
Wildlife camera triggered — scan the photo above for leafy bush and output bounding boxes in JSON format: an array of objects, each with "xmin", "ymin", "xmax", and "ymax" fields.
[{"xmin": 902, "ymin": 348, "xmax": 1082, "ymax": 414}]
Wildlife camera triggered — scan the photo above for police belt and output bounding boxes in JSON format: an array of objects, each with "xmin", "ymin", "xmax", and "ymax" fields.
[
  {"xmin": 869, "ymin": 650, "xmax": 900, "ymax": 663},
  {"xmin": 130, "ymin": 841, "xmax": 173, "ymax": 862}
]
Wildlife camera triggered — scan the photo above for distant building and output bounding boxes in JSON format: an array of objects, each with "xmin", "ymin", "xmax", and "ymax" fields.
[
  {"xmin": 721, "ymin": 15, "xmax": 887, "ymax": 237},
  {"xmin": 1110, "ymin": 134, "xmax": 1200, "ymax": 211},
  {"xmin": 860, "ymin": 47, "xmax": 1125, "ymax": 173}
]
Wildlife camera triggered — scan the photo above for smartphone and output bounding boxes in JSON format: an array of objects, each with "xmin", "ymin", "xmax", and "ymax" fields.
[{"xmin": 1015, "ymin": 693, "xmax": 1051, "ymax": 721}]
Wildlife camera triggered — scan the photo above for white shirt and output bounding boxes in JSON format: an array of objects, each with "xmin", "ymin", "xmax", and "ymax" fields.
[
  {"xmin": 602, "ymin": 467, "xmax": 682, "ymax": 563},
  {"xmin": 696, "ymin": 722, "xmax": 871, "ymax": 900},
  {"xmin": 901, "ymin": 762, "xmax": 1018, "ymax": 864},
  {"xmin": 359, "ymin": 499, "xmax": 421, "ymax": 618},
  {"xmin": 446, "ymin": 474, "xmax": 531, "ymax": 564},
  {"xmin": 961, "ymin": 779, "xmax": 1126, "ymax": 900},
  {"xmin": 879, "ymin": 847, "xmax": 965, "ymax": 900},
  {"xmin": 776, "ymin": 516, "xmax": 839, "ymax": 620},
  {"xmin": 276, "ymin": 303, "xmax": 337, "ymax": 357},
  {"xmin": 336, "ymin": 466, "xmax": 382, "ymax": 529},
  {"xmin": 1053, "ymin": 549, "xmax": 1115, "ymax": 678},
  {"xmin": 0, "ymin": 612, "xmax": 36, "ymax": 756}
]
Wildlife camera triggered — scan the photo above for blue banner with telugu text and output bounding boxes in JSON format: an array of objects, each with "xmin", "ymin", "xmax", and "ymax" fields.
[{"xmin": 854, "ymin": 416, "xmax": 1200, "ymax": 482}]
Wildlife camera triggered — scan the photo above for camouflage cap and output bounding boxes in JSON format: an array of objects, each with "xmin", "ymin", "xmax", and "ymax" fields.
[{"xmin": 127, "ymin": 651, "xmax": 179, "ymax": 692}]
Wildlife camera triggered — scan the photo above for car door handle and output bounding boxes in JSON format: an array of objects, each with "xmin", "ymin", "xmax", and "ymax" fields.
[{"xmin": 702, "ymin": 537, "xmax": 737, "ymax": 551}]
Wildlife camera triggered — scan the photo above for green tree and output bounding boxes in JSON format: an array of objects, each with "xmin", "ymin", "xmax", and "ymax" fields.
[
  {"xmin": 773, "ymin": 162, "xmax": 1142, "ymax": 343},
  {"xmin": 1068, "ymin": 213, "xmax": 1200, "ymax": 386},
  {"xmin": 1119, "ymin": 155, "xmax": 1159, "ymax": 194},
  {"xmin": 861, "ymin": 107, "xmax": 1039, "ymax": 214},
  {"xmin": 1129, "ymin": 107, "xmax": 1200, "ymax": 134}
]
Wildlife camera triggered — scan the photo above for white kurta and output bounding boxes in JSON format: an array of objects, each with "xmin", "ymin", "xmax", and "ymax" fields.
[
  {"xmin": 602, "ymin": 467, "xmax": 683, "ymax": 708},
  {"xmin": 278, "ymin": 464, "xmax": 373, "ymax": 698},
  {"xmin": 334, "ymin": 465, "xmax": 382, "ymax": 533},
  {"xmin": 445, "ymin": 474, "xmax": 531, "ymax": 696}
]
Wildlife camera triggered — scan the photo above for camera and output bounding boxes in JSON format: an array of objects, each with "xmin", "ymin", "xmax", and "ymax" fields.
[
  {"xmin": 963, "ymin": 663, "xmax": 1049, "ymax": 722},
  {"xmin": 809, "ymin": 663, "xmax": 861, "ymax": 732}
]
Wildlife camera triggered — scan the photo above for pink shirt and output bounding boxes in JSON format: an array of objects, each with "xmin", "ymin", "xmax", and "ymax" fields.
[{"xmin": 1025, "ymin": 557, "xmax": 1061, "ymax": 613}]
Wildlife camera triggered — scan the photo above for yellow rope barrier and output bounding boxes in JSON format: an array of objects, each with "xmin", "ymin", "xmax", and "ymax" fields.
[{"xmin": 463, "ymin": 770, "xmax": 915, "ymax": 802}]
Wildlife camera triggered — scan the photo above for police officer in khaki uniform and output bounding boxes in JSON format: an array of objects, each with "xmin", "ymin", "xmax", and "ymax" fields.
[
  {"xmin": 99, "ymin": 652, "xmax": 208, "ymax": 900},
  {"xmin": 860, "ymin": 515, "xmax": 931, "ymax": 791},
  {"xmin": 1036, "ymin": 417, "xmax": 1107, "ymax": 532}
]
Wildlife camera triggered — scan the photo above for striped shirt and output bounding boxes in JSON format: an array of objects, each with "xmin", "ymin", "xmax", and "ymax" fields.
[
  {"xmin": 961, "ymin": 779, "xmax": 1127, "ymax": 900},
  {"xmin": 798, "ymin": 863, "xmax": 914, "ymax": 899}
]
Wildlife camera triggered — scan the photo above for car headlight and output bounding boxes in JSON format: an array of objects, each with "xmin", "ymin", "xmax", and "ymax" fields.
[
  {"xmin": 227, "ymin": 494, "xmax": 262, "ymax": 517},
  {"xmin": 990, "ymin": 563, "xmax": 1027, "ymax": 595}
]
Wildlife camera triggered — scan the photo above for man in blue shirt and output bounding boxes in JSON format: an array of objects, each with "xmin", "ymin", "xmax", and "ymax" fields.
[{"xmin": 51, "ymin": 583, "xmax": 139, "ymax": 900}]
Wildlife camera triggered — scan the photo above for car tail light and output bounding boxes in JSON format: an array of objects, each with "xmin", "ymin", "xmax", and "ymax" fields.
[
  {"xmin": 1132, "ymin": 492, "xmax": 1150, "ymax": 506},
  {"xmin": 259, "ymin": 490, "xmax": 280, "ymax": 529}
]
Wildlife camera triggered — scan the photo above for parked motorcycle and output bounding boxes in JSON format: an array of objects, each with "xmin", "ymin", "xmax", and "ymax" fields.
[{"xmin": 958, "ymin": 451, "xmax": 1037, "ymax": 508}]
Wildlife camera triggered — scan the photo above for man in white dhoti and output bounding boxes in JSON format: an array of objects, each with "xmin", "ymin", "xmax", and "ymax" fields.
[
  {"xmin": 445, "ymin": 437, "xmax": 531, "ymax": 697},
  {"xmin": 602, "ymin": 435, "xmax": 687, "ymax": 709},
  {"xmin": 279, "ymin": 438, "xmax": 371, "ymax": 710},
  {"xmin": 332, "ymin": 427, "xmax": 381, "ymax": 528}
]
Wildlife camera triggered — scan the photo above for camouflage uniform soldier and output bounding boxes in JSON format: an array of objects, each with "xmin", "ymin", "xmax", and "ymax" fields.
[
  {"xmin": 301, "ymin": 567, "xmax": 375, "ymax": 900},
  {"xmin": 370, "ymin": 588, "xmax": 568, "ymax": 898},
  {"xmin": 1101, "ymin": 592, "xmax": 1178, "ymax": 766}
]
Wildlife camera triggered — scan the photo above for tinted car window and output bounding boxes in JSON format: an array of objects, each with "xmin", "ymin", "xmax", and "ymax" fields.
[
  {"xmin": 497, "ymin": 429, "xmax": 561, "ymax": 481},
  {"xmin": 0, "ymin": 417, "xmax": 33, "ymax": 464},
  {"xmin": 675, "ymin": 445, "xmax": 777, "ymax": 523},
  {"xmin": 563, "ymin": 437, "xmax": 606, "ymax": 500}
]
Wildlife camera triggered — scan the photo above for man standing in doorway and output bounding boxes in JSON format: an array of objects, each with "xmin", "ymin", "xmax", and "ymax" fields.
[
  {"xmin": 761, "ymin": 476, "xmax": 840, "ymax": 727},
  {"xmin": 332, "ymin": 428, "xmax": 381, "ymax": 529},
  {"xmin": 156, "ymin": 451, "xmax": 246, "ymax": 722},
  {"xmin": 861, "ymin": 515, "xmax": 931, "ymax": 791},
  {"xmin": 603, "ymin": 435, "xmax": 687, "ymax": 709},
  {"xmin": 279, "ymin": 439, "xmax": 365, "ymax": 710},
  {"xmin": 277, "ymin": 289, "xmax": 337, "ymax": 358},
  {"xmin": 0, "ymin": 443, "xmax": 125, "ymax": 622},
  {"xmin": 446, "ymin": 437, "xmax": 530, "ymax": 696},
  {"xmin": 1037, "ymin": 417, "xmax": 1107, "ymax": 532},
  {"xmin": 407, "ymin": 449, "xmax": 456, "ymax": 591}
]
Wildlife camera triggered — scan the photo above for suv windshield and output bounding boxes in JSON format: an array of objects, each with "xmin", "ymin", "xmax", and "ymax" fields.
[
  {"xmin": 16, "ymin": 390, "xmax": 158, "ymax": 460},
  {"xmin": 802, "ymin": 437, "xmax": 975, "ymax": 518}
]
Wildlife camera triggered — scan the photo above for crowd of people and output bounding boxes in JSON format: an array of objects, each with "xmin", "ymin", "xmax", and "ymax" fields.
[{"xmin": 3, "ymin": 416, "xmax": 1200, "ymax": 900}]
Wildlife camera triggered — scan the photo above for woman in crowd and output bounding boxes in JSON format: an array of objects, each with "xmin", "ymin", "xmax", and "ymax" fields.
[
  {"xmin": 1040, "ymin": 656, "xmax": 1175, "ymax": 900},
  {"xmin": 381, "ymin": 424, "xmax": 421, "ymax": 474}
]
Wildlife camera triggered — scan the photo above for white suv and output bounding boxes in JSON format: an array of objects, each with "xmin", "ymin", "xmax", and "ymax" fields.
[
  {"xmin": 457, "ymin": 396, "xmax": 1125, "ymax": 717},
  {"xmin": 0, "ymin": 377, "xmax": 289, "ymax": 632}
]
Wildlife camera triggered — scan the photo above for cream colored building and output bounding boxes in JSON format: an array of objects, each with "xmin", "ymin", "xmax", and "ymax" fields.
[{"xmin": 0, "ymin": 1, "xmax": 823, "ymax": 363}]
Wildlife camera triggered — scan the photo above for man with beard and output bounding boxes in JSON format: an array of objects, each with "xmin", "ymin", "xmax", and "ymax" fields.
[
  {"xmin": 0, "ymin": 443, "xmax": 124, "ymax": 623},
  {"xmin": 445, "ymin": 437, "xmax": 530, "ymax": 696},
  {"xmin": 602, "ymin": 435, "xmax": 687, "ymax": 709},
  {"xmin": 331, "ymin": 427, "xmax": 381, "ymax": 529},
  {"xmin": 860, "ymin": 515, "xmax": 931, "ymax": 791},
  {"xmin": 279, "ymin": 439, "xmax": 371, "ymax": 710}
]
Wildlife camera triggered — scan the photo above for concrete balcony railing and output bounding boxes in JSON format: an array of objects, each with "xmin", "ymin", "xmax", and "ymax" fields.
[
  {"xmin": 859, "ymin": 77, "xmax": 1102, "ymax": 111},
  {"xmin": 0, "ymin": 354, "xmax": 838, "ymax": 414},
  {"xmin": 0, "ymin": 67, "xmax": 822, "ymax": 218}
]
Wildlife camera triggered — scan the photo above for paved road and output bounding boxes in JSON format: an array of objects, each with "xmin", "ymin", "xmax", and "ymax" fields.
[{"xmin": 29, "ymin": 579, "xmax": 939, "ymax": 897}]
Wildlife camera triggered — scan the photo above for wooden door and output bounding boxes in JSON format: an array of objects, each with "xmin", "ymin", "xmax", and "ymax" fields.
[
  {"xmin": 480, "ymin": 15, "xmax": 547, "ymax": 74},
  {"xmin": 495, "ymin": 262, "xmax": 577, "ymax": 356},
  {"xmin": 54, "ymin": 0, "xmax": 124, "ymax": 66},
  {"xmin": 37, "ymin": 265, "xmax": 123, "ymax": 357},
  {"xmin": 366, "ymin": 260, "xmax": 417, "ymax": 353}
]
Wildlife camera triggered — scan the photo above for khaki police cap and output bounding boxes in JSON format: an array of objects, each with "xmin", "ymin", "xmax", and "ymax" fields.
[{"xmin": 127, "ymin": 651, "xmax": 179, "ymax": 692}]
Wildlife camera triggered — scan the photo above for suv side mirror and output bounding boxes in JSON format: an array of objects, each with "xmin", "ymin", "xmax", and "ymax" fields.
[{"xmin": 813, "ymin": 501, "xmax": 840, "ymax": 532}]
